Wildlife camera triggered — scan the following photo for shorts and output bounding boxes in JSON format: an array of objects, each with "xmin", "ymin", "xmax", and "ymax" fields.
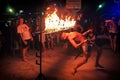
[
  {"xmin": 22, "ymin": 39, "xmax": 31, "ymax": 48},
  {"xmin": 95, "ymin": 38, "xmax": 109, "ymax": 47},
  {"xmin": 109, "ymin": 32, "xmax": 117, "ymax": 39}
]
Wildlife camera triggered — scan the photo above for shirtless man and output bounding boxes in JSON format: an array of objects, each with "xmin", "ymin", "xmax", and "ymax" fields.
[{"xmin": 61, "ymin": 29, "xmax": 92, "ymax": 74}]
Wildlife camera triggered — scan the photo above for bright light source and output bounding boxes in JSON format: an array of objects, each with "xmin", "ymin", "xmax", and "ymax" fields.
[
  {"xmin": 6, "ymin": 6, "xmax": 15, "ymax": 14},
  {"xmin": 97, "ymin": 3, "xmax": 105, "ymax": 10},
  {"xmin": 98, "ymin": 4, "xmax": 102, "ymax": 8},
  {"xmin": 42, "ymin": 12, "xmax": 44, "ymax": 15},
  {"xmin": 9, "ymin": 8, "xmax": 13, "ymax": 13},
  {"xmin": 19, "ymin": 10, "xmax": 23, "ymax": 13}
]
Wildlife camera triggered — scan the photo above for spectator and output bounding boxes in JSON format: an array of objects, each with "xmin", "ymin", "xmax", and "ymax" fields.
[{"xmin": 17, "ymin": 18, "xmax": 33, "ymax": 61}]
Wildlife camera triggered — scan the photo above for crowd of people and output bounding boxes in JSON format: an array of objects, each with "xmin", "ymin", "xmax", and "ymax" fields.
[{"xmin": 0, "ymin": 16, "xmax": 62, "ymax": 60}]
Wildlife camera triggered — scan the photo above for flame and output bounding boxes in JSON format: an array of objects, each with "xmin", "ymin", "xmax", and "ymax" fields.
[{"xmin": 45, "ymin": 7, "xmax": 76, "ymax": 34}]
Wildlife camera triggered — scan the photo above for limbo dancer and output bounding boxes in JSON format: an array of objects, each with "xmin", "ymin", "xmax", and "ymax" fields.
[{"xmin": 61, "ymin": 29, "xmax": 93, "ymax": 74}]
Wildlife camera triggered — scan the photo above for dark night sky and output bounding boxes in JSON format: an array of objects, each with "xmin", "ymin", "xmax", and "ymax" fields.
[
  {"xmin": 0, "ymin": 0, "xmax": 114, "ymax": 13},
  {"xmin": 0, "ymin": 0, "xmax": 110, "ymax": 12},
  {"xmin": 0, "ymin": 0, "xmax": 119, "ymax": 18},
  {"xmin": 0, "ymin": 0, "xmax": 45, "ymax": 13}
]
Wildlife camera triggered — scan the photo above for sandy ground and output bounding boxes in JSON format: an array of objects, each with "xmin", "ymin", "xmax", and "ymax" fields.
[{"xmin": 0, "ymin": 45, "xmax": 120, "ymax": 80}]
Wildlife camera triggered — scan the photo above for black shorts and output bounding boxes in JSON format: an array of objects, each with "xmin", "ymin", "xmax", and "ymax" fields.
[
  {"xmin": 109, "ymin": 32, "xmax": 117, "ymax": 39},
  {"xmin": 22, "ymin": 39, "xmax": 31, "ymax": 48},
  {"xmin": 95, "ymin": 38, "xmax": 109, "ymax": 47}
]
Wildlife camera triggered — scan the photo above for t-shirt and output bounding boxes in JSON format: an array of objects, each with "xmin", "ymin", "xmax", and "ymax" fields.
[{"xmin": 17, "ymin": 24, "xmax": 32, "ymax": 40}]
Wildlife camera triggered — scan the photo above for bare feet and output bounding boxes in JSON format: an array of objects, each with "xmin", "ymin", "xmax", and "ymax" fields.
[
  {"xmin": 72, "ymin": 68, "xmax": 77, "ymax": 75},
  {"xmin": 95, "ymin": 64, "xmax": 104, "ymax": 69},
  {"xmin": 23, "ymin": 58, "xmax": 28, "ymax": 62}
]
